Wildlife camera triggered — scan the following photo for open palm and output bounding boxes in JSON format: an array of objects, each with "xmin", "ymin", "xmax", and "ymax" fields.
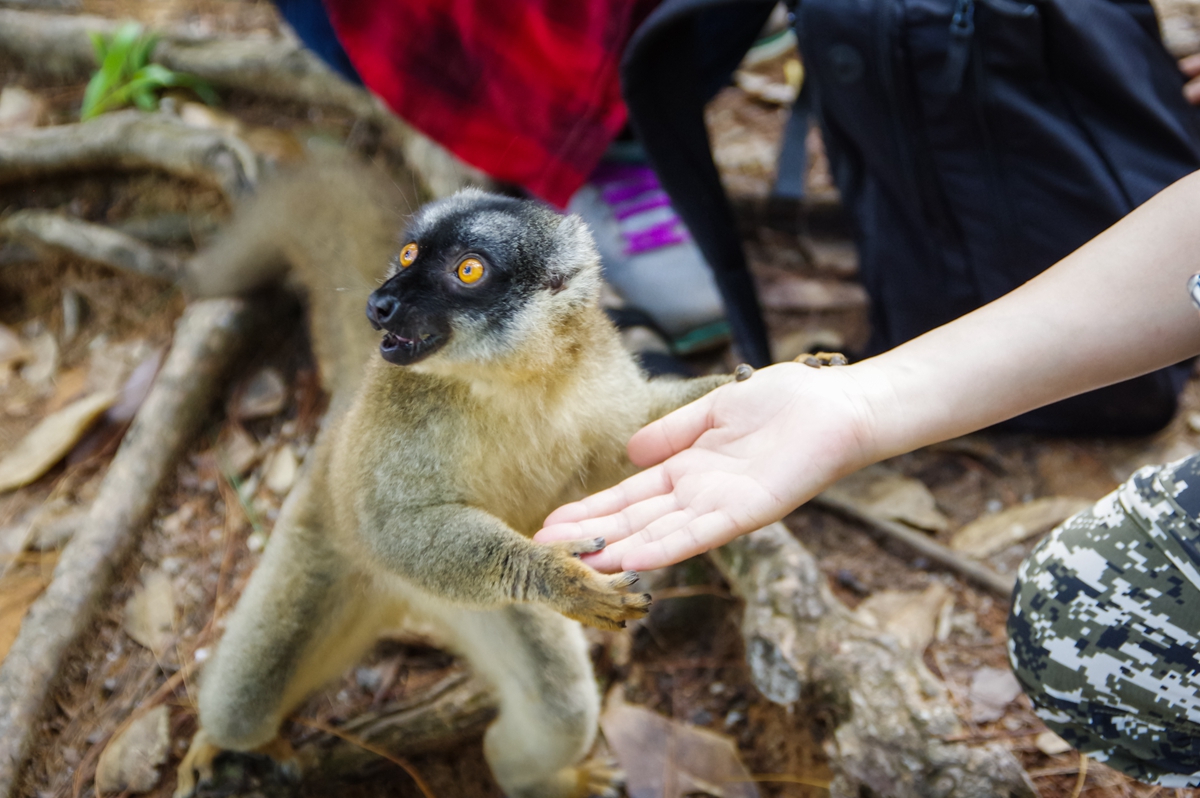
[{"xmin": 535, "ymin": 362, "xmax": 882, "ymax": 572}]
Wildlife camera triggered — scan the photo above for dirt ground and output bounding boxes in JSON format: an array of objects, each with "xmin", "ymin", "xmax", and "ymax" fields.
[{"xmin": 5, "ymin": 2, "xmax": 1200, "ymax": 798}]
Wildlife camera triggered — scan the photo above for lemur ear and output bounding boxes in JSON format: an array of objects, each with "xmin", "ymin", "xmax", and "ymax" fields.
[{"xmin": 545, "ymin": 214, "xmax": 599, "ymax": 293}]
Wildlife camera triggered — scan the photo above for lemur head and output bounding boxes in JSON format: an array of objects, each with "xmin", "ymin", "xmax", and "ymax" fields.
[{"xmin": 366, "ymin": 189, "xmax": 601, "ymax": 366}]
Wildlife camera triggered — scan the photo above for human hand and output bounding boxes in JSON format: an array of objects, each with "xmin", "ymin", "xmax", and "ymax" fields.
[
  {"xmin": 535, "ymin": 361, "xmax": 886, "ymax": 573},
  {"xmin": 1181, "ymin": 54, "xmax": 1200, "ymax": 105}
]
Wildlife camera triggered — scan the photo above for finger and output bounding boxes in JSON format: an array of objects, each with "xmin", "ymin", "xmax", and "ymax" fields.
[
  {"xmin": 1182, "ymin": 53, "xmax": 1200, "ymax": 77},
  {"xmin": 583, "ymin": 508, "xmax": 697, "ymax": 571},
  {"xmin": 1186, "ymin": 76, "xmax": 1200, "ymax": 106},
  {"xmin": 540, "ymin": 466, "xmax": 673, "ymax": 528},
  {"xmin": 539, "ymin": 492, "xmax": 686, "ymax": 553},
  {"xmin": 626, "ymin": 390, "xmax": 719, "ymax": 467},
  {"xmin": 620, "ymin": 511, "xmax": 743, "ymax": 572}
]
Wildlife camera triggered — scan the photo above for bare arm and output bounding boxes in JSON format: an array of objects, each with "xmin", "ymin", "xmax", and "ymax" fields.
[{"xmin": 537, "ymin": 169, "xmax": 1200, "ymax": 572}]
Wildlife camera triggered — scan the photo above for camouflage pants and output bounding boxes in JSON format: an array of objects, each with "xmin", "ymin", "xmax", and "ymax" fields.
[{"xmin": 1008, "ymin": 452, "xmax": 1200, "ymax": 787}]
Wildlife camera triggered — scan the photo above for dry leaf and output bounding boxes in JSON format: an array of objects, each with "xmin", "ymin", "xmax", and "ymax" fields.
[
  {"xmin": 0, "ymin": 391, "xmax": 117, "ymax": 492},
  {"xmin": 219, "ymin": 427, "xmax": 260, "ymax": 476},
  {"xmin": 107, "ymin": 347, "xmax": 164, "ymax": 423},
  {"xmin": 20, "ymin": 330, "xmax": 59, "ymax": 391},
  {"xmin": 0, "ymin": 570, "xmax": 51, "ymax": 663},
  {"xmin": 822, "ymin": 464, "xmax": 949, "ymax": 532},
  {"xmin": 967, "ymin": 666, "xmax": 1023, "ymax": 723},
  {"xmin": 95, "ymin": 705, "xmax": 170, "ymax": 794},
  {"xmin": 1035, "ymin": 730, "xmax": 1073, "ymax": 756},
  {"xmin": 0, "ymin": 324, "xmax": 29, "ymax": 368},
  {"xmin": 0, "ymin": 86, "xmax": 47, "ymax": 132},
  {"xmin": 602, "ymin": 689, "xmax": 760, "ymax": 798},
  {"xmin": 951, "ymin": 497, "xmax": 1092, "ymax": 558},
  {"xmin": 264, "ymin": 444, "xmax": 299, "ymax": 495},
  {"xmin": 857, "ymin": 583, "xmax": 951, "ymax": 653},
  {"xmin": 234, "ymin": 367, "xmax": 288, "ymax": 421},
  {"xmin": 123, "ymin": 571, "xmax": 175, "ymax": 656},
  {"xmin": 44, "ymin": 366, "xmax": 89, "ymax": 414}
]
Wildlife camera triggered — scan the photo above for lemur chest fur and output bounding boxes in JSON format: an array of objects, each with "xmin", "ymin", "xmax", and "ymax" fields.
[{"xmin": 333, "ymin": 358, "xmax": 641, "ymax": 538}]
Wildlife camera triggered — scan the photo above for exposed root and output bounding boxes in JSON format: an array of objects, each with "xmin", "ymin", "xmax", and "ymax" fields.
[{"xmin": 1, "ymin": 210, "xmax": 182, "ymax": 281}]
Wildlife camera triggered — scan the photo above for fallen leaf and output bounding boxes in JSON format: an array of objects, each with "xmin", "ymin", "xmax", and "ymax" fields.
[
  {"xmin": 822, "ymin": 464, "xmax": 949, "ymax": 532},
  {"xmin": 0, "ymin": 391, "xmax": 117, "ymax": 492},
  {"xmin": 264, "ymin": 444, "xmax": 299, "ymax": 495},
  {"xmin": 0, "ymin": 324, "xmax": 29, "ymax": 368},
  {"xmin": 95, "ymin": 705, "xmax": 170, "ymax": 794},
  {"xmin": 857, "ymin": 583, "xmax": 951, "ymax": 653},
  {"xmin": 234, "ymin": 367, "xmax": 288, "ymax": 421},
  {"xmin": 951, "ymin": 497, "xmax": 1093, "ymax": 558},
  {"xmin": 123, "ymin": 570, "xmax": 175, "ymax": 656},
  {"xmin": 0, "ymin": 570, "xmax": 52, "ymax": 663},
  {"xmin": 19, "ymin": 330, "xmax": 58, "ymax": 392},
  {"xmin": 0, "ymin": 86, "xmax": 47, "ymax": 132},
  {"xmin": 219, "ymin": 427, "xmax": 260, "ymax": 476},
  {"xmin": 967, "ymin": 666, "xmax": 1023, "ymax": 723},
  {"xmin": 602, "ymin": 689, "xmax": 760, "ymax": 798},
  {"xmin": 1035, "ymin": 730, "xmax": 1073, "ymax": 756},
  {"xmin": 44, "ymin": 366, "xmax": 89, "ymax": 413},
  {"xmin": 106, "ymin": 347, "xmax": 164, "ymax": 423}
]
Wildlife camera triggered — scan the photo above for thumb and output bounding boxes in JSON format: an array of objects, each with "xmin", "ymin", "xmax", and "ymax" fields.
[{"xmin": 627, "ymin": 389, "xmax": 719, "ymax": 467}]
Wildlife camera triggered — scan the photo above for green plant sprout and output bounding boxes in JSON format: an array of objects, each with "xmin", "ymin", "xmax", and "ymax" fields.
[{"xmin": 81, "ymin": 22, "xmax": 218, "ymax": 120}]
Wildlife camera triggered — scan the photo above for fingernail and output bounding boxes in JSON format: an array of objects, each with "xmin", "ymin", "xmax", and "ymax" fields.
[{"xmin": 1189, "ymin": 273, "xmax": 1200, "ymax": 310}]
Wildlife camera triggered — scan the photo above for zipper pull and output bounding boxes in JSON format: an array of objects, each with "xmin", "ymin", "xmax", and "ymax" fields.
[{"xmin": 940, "ymin": 0, "xmax": 975, "ymax": 93}]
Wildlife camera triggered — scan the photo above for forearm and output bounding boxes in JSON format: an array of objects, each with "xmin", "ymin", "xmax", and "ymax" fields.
[{"xmin": 859, "ymin": 170, "xmax": 1200, "ymax": 459}]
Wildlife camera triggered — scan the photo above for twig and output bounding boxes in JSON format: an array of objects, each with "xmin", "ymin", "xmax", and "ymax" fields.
[
  {"xmin": 812, "ymin": 493, "xmax": 1016, "ymax": 598},
  {"xmin": 1070, "ymin": 752, "xmax": 1088, "ymax": 798},
  {"xmin": 291, "ymin": 716, "xmax": 438, "ymax": 798},
  {"xmin": 0, "ymin": 298, "xmax": 263, "ymax": 798},
  {"xmin": 0, "ymin": 210, "xmax": 182, "ymax": 281}
]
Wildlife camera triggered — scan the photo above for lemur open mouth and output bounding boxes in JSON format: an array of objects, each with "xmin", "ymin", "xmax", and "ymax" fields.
[{"xmin": 379, "ymin": 330, "xmax": 444, "ymax": 365}]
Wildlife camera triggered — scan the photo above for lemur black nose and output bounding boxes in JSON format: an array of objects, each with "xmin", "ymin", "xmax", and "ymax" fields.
[{"xmin": 366, "ymin": 294, "xmax": 400, "ymax": 329}]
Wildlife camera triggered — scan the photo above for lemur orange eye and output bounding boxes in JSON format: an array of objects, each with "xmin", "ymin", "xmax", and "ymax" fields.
[
  {"xmin": 399, "ymin": 243, "xmax": 418, "ymax": 268},
  {"xmin": 457, "ymin": 257, "xmax": 484, "ymax": 284}
]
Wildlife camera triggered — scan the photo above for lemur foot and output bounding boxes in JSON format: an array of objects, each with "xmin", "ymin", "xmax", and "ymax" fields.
[
  {"xmin": 547, "ymin": 542, "xmax": 650, "ymax": 631},
  {"xmin": 174, "ymin": 731, "xmax": 303, "ymax": 798},
  {"xmin": 174, "ymin": 730, "xmax": 218, "ymax": 798},
  {"xmin": 798, "ymin": 351, "xmax": 848, "ymax": 368},
  {"xmin": 570, "ymin": 757, "xmax": 624, "ymax": 798}
]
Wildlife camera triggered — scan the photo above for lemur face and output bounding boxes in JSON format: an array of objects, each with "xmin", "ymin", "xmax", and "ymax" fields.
[{"xmin": 366, "ymin": 190, "xmax": 596, "ymax": 366}]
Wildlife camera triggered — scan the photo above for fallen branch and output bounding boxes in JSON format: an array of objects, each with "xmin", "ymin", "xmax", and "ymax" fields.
[
  {"xmin": 316, "ymin": 671, "xmax": 497, "ymax": 774},
  {"xmin": 813, "ymin": 494, "xmax": 1016, "ymax": 598},
  {"xmin": 0, "ymin": 210, "xmax": 182, "ymax": 281},
  {"xmin": 0, "ymin": 9, "xmax": 485, "ymax": 199},
  {"xmin": 708, "ymin": 522, "xmax": 1036, "ymax": 798},
  {"xmin": 0, "ymin": 299, "xmax": 263, "ymax": 798},
  {"xmin": 0, "ymin": 109, "xmax": 257, "ymax": 197}
]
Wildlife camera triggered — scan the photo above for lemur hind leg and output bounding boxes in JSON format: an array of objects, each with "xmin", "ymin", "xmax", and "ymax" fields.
[
  {"xmin": 176, "ymin": 492, "xmax": 400, "ymax": 796},
  {"xmin": 429, "ymin": 603, "xmax": 617, "ymax": 798}
]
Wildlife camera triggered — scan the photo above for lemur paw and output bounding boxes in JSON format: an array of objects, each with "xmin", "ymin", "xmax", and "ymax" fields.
[
  {"xmin": 571, "ymin": 757, "xmax": 624, "ymax": 798},
  {"xmin": 553, "ymin": 556, "xmax": 651, "ymax": 631},
  {"xmin": 797, "ymin": 351, "xmax": 848, "ymax": 368}
]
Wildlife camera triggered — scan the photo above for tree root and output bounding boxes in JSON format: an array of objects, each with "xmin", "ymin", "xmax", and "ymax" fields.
[
  {"xmin": 0, "ymin": 9, "xmax": 486, "ymax": 199},
  {"xmin": 315, "ymin": 670, "xmax": 497, "ymax": 774},
  {"xmin": 708, "ymin": 522, "xmax": 1036, "ymax": 798},
  {"xmin": 0, "ymin": 109, "xmax": 258, "ymax": 197},
  {"xmin": 0, "ymin": 299, "xmax": 266, "ymax": 798},
  {"xmin": 0, "ymin": 210, "xmax": 182, "ymax": 281}
]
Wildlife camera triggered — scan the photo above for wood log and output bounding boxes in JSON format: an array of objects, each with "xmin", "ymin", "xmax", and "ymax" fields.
[
  {"xmin": 0, "ymin": 210, "xmax": 182, "ymax": 280},
  {"xmin": 708, "ymin": 522, "xmax": 1036, "ymax": 798},
  {"xmin": 0, "ymin": 299, "xmax": 261, "ymax": 798},
  {"xmin": 0, "ymin": 9, "xmax": 486, "ymax": 200}
]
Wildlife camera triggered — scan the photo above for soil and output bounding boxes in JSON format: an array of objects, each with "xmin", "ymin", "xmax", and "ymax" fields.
[{"xmin": 2, "ymin": 3, "xmax": 1200, "ymax": 798}]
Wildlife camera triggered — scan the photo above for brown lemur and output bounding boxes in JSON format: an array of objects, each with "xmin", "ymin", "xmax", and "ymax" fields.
[{"xmin": 174, "ymin": 160, "xmax": 732, "ymax": 798}]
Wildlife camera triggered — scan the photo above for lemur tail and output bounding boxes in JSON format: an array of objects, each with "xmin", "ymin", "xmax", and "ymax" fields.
[{"xmin": 185, "ymin": 158, "xmax": 415, "ymax": 399}]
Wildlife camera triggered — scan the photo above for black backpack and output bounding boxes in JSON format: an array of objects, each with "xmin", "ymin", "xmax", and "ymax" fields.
[{"xmin": 624, "ymin": 0, "xmax": 1200, "ymax": 434}]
